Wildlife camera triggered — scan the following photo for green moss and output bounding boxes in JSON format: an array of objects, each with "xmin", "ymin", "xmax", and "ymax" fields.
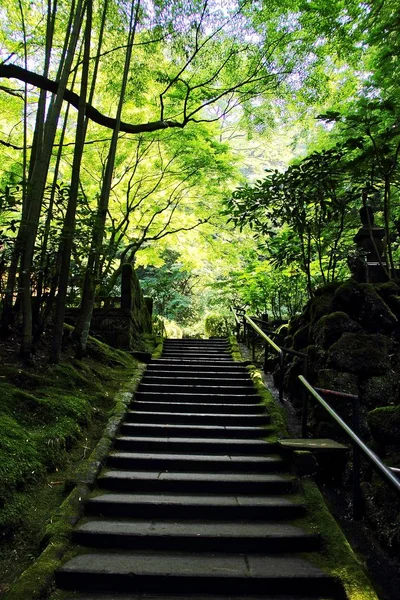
[
  {"xmin": 333, "ymin": 281, "xmax": 397, "ymax": 332},
  {"xmin": 367, "ymin": 405, "xmax": 400, "ymax": 444},
  {"xmin": 361, "ymin": 375, "xmax": 398, "ymax": 408},
  {"xmin": 299, "ymin": 479, "xmax": 379, "ymax": 600},
  {"xmin": 4, "ymin": 540, "xmax": 66, "ymax": 600},
  {"xmin": 375, "ymin": 281, "xmax": 399, "ymax": 302},
  {"xmin": 288, "ymin": 313, "xmax": 307, "ymax": 335},
  {"xmin": 247, "ymin": 363, "xmax": 289, "ymax": 437},
  {"xmin": 309, "ymin": 293, "xmax": 334, "ymax": 322},
  {"xmin": 2, "ymin": 348, "xmax": 146, "ymax": 598},
  {"xmin": 292, "ymin": 324, "xmax": 310, "ymax": 350},
  {"xmin": 312, "ymin": 312, "xmax": 361, "ymax": 350},
  {"xmin": 328, "ymin": 332, "xmax": 389, "ymax": 376},
  {"xmin": 362, "ymin": 466, "xmax": 400, "ymax": 551},
  {"xmin": 0, "ymin": 333, "xmax": 142, "ymax": 590},
  {"xmin": 228, "ymin": 336, "xmax": 244, "ymax": 362},
  {"xmin": 317, "ymin": 369, "xmax": 359, "ymax": 396}
]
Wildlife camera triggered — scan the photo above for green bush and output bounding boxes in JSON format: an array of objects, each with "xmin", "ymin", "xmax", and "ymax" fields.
[{"xmin": 204, "ymin": 314, "xmax": 233, "ymax": 338}]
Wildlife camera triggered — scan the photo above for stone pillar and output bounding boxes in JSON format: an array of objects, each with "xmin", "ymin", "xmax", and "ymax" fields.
[
  {"xmin": 352, "ymin": 207, "xmax": 388, "ymax": 283},
  {"xmin": 121, "ymin": 263, "xmax": 133, "ymax": 311},
  {"xmin": 144, "ymin": 297, "xmax": 153, "ymax": 319}
]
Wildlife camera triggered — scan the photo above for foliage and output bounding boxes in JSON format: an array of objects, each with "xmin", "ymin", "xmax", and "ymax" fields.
[
  {"xmin": 225, "ymin": 147, "xmax": 359, "ymax": 298},
  {"xmin": 204, "ymin": 313, "xmax": 232, "ymax": 338}
]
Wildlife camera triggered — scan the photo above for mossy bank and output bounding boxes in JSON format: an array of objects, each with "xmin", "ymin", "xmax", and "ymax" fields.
[{"xmin": 0, "ymin": 333, "xmax": 145, "ymax": 595}]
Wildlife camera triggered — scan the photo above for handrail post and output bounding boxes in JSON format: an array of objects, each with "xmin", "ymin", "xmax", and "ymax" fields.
[
  {"xmin": 263, "ymin": 339, "xmax": 269, "ymax": 372},
  {"xmin": 301, "ymin": 393, "xmax": 309, "ymax": 438},
  {"xmin": 298, "ymin": 375, "xmax": 400, "ymax": 503},
  {"xmin": 236, "ymin": 318, "xmax": 240, "ymax": 341},
  {"xmin": 352, "ymin": 395, "xmax": 363, "ymax": 520},
  {"xmin": 279, "ymin": 350, "xmax": 284, "ymax": 403},
  {"xmin": 242, "ymin": 315, "xmax": 247, "ymax": 344},
  {"xmin": 301, "ymin": 355, "xmax": 309, "ymax": 437},
  {"xmin": 246, "ymin": 323, "xmax": 251, "ymax": 350}
]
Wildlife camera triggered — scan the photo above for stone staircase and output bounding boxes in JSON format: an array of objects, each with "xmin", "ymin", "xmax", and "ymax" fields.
[{"xmin": 56, "ymin": 338, "xmax": 345, "ymax": 599}]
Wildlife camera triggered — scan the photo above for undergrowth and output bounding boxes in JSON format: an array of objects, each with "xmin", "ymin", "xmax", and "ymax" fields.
[{"xmin": 0, "ymin": 332, "xmax": 138, "ymax": 593}]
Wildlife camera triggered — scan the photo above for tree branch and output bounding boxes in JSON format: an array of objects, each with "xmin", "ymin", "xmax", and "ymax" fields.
[{"xmin": 0, "ymin": 63, "xmax": 184, "ymax": 134}]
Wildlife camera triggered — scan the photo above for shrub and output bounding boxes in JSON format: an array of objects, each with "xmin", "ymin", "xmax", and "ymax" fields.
[{"xmin": 204, "ymin": 314, "xmax": 233, "ymax": 338}]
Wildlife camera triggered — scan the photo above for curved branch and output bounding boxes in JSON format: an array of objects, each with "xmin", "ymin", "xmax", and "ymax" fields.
[{"xmin": 0, "ymin": 63, "xmax": 185, "ymax": 134}]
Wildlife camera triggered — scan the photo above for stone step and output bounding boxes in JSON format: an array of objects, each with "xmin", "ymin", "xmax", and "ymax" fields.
[
  {"xmin": 141, "ymin": 376, "xmax": 253, "ymax": 386},
  {"xmin": 161, "ymin": 350, "xmax": 232, "ymax": 355},
  {"xmin": 65, "ymin": 594, "xmax": 337, "ymax": 600},
  {"xmin": 147, "ymin": 363, "xmax": 247, "ymax": 372},
  {"xmin": 57, "ymin": 551, "xmax": 342, "ymax": 596},
  {"xmin": 143, "ymin": 370, "xmax": 250, "ymax": 380},
  {"xmin": 120, "ymin": 422, "xmax": 273, "ymax": 439},
  {"xmin": 86, "ymin": 492, "xmax": 307, "ymax": 520},
  {"xmin": 152, "ymin": 359, "xmax": 240, "ymax": 367},
  {"xmin": 163, "ymin": 340, "xmax": 229, "ymax": 344},
  {"xmin": 114, "ymin": 436, "xmax": 275, "ymax": 455},
  {"xmin": 163, "ymin": 339, "xmax": 228, "ymax": 344},
  {"xmin": 126, "ymin": 410, "xmax": 269, "ymax": 426},
  {"xmin": 134, "ymin": 391, "xmax": 260, "ymax": 404},
  {"xmin": 98, "ymin": 470, "xmax": 297, "ymax": 494},
  {"xmin": 138, "ymin": 383, "xmax": 256, "ymax": 395},
  {"xmin": 73, "ymin": 520, "xmax": 321, "ymax": 553},
  {"xmin": 131, "ymin": 401, "xmax": 265, "ymax": 415},
  {"xmin": 278, "ymin": 439, "xmax": 349, "ymax": 453},
  {"xmin": 160, "ymin": 349, "xmax": 231, "ymax": 355},
  {"xmin": 107, "ymin": 452, "xmax": 286, "ymax": 473}
]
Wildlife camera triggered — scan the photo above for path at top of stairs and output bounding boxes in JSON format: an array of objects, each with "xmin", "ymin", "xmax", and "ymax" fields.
[{"xmin": 56, "ymin": 338, "xmax": 345, "ymax": 600}]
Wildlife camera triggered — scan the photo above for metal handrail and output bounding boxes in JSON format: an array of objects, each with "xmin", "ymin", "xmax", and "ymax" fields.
[
  {"xmin": 299, "ymin": 375, "xmax": 400, "ymax": 502},
  {"xmin": 245, "ymin": 315, "xmax": 281, "ymax": 353},
  {"xmin": 244, "ymin": 314, "xmax": 285, "ymax": 402},
  {"xmin": 232, "ymin": 307, "xmax": 308, "ymax": 403}
]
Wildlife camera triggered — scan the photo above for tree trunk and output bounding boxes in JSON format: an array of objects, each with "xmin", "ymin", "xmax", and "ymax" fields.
[
  {"xmin": 52, "ymin": 0, "xmax": 92, "ymax": 363},
  {"xmin": 19, "ymin": 0, "xmax": 84, "ymax": 357},
  {"xmin": 0, "ymin": 0, "xmax": 58, "ymax": 336},
  {"xmin": 383, "ymin": 175, "xmax": 395, "ymax": 278},
  {"xmin": 74, "ymin": 0, "xmax": 141, "ymax": 355}
]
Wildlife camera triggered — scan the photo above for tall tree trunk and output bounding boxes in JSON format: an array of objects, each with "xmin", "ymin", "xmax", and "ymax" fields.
[
  {"xmin": 74, "ymin": 0, "xmax": 141, "ymax": 355},
  {"xmin": 383, "ymin": 175, "xmax": 395, "ymax": 278},
  {"xmin": 52, "ymin": 0, "xmax": 92, "ymax": 363},
  {"xmin": 0, "ymin": 0, "xmax": 58, "ymax": 336},
  {"xmin": 19, "ymin": 0, "xmax": 84, "ymax": 357},
  {"xmin": 35, "ymin": 47, "xmax": 82, "ymax": 326}
]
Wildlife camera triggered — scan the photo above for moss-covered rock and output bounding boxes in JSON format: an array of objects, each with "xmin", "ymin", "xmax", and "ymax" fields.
[
  {"xmin": 360, "ymin": 375, "xmax": 398, "ymax": 408},
  {"xmin": 283, "ymin": 356, "xmax": 305, "ymax": 401},
  {"xmin": 309, "ymin": 293, "xmax": 334, "ymax": 323},
  {"xmin": 304, "ymin": 345, "xmax": 326, "ymax": 383},
  {"xmin": 386, "ymin": 294, "xmax": 400, "ymax": 318},
  {"xmin": 292, "ymin": 324, "xmax": 310, "ymax": 350},
  {"xmin": 375, "ymin": 281, "xmax": 400, "ymax": 302},
  {"xmin": 312, "ymin": 311, "xmax": 362, "ymax": 350},
  {"xmin": 367, "ymin": 405, "xmax": 400, "ymax": 445},
  {"xmin": 283, "ymin": 335, "xmax": 293, "ymax": 348},
  {"xmin": 327, "ymin": 332, "xmax": 389, "ymax": 376},
  {"xmin": 362, "ymin": 461, "xmax": 400, "ymax": 552},
  {"xmin": 333, "ymin": 281, "xmax": 397, "ymax": 332},
  {"xmin": 287, "ymin": 313, "xmax": 307, "ymax": 336},
  {"xmin": 317, "ymin": 368, "xmax": 359, "ymax": 395}
]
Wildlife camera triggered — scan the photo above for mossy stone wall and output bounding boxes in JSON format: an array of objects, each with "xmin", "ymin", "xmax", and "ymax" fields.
[
  {"xmin": 284, "ymin": 278, "xmax": 400, "ymax": 551},
  {"xmin": 66, "ymin": 264, "xmax": 153, "ymax": 351}
]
